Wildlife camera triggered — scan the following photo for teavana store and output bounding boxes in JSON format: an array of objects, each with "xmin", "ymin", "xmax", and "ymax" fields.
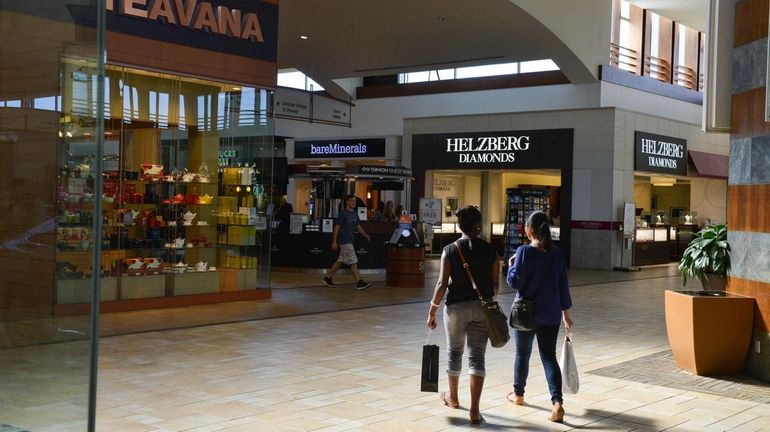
[{"xmin": 405, "ymin": 108, "xmax": 728, "ymax": 270}]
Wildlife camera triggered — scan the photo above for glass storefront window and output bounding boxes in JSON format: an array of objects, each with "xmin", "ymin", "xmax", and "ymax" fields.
[{"xmin": 1, "ymin": 1, "xmax": 104, "ymax": 430}]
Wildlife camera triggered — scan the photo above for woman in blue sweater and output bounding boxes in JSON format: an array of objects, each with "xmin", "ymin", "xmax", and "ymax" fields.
[{"xmin": 505, "ymin": 211, "xmax": 573, "ymax": 423}]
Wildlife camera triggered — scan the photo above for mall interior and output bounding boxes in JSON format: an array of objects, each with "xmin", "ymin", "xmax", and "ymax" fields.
[{"xmin": 1, "ymin": 0, "xmax": 769, "ymax": 430}]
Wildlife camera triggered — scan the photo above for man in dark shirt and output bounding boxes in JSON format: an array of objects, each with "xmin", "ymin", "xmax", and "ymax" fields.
[{"xmin": 323, "ymin": 194, "xmax": 372, "ymax": 289}]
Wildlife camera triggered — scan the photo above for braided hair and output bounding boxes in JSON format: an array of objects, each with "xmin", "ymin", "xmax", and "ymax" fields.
[{"xmin": 526, "ymin": 210, "xmax": 552, "ymax": 251}]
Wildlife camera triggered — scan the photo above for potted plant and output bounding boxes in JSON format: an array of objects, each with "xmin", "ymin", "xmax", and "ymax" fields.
[{"xmin": 677, "ymin": 223, "xmax": 730, "ymax": 290}]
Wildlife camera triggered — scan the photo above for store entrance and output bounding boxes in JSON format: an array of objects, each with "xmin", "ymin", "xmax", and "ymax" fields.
[{"xmin": 425, "ymin": 169, "xmax": 562, "ymax": 261}]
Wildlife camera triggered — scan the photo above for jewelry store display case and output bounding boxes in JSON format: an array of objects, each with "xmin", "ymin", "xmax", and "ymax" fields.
[{"xmin": 633, "ymin": 225, "xmax": 671, "ymax": 266}]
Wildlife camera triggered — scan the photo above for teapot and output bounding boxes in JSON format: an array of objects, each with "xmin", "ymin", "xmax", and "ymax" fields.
[
  {"xmin": 195, "ymin": 261, "xmax": 208, "ymax": 272},
  {"xmin": 198, "ymin": 194, "xmax": 213, "ymax": 205},
  {"xmin": 182, "ymin": 211, "xmax": 197, "ymax": 225},
  {"xmin": 181, "ymin": 171, "xmax": 195, "ymax": 182},
  {"xmin": 174, "ymin": 260, "xmax": 187, "ymax": 273},
  {"xmin": 174, "ymin": 237, "xmax": 185, "ymax": 249}
]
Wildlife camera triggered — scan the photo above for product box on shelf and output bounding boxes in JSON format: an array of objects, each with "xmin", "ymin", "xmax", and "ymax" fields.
[{"xmin": 227, "ymin": 226, "xmax": 256, "ymax": 245}]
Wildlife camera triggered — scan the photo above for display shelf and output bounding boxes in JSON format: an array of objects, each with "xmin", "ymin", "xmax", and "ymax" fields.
[{"xmin": 504, "ymin": 188, "xmax": 551, "ymax": 261}]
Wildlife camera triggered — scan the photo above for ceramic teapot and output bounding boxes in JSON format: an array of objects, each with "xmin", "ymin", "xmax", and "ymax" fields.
[
  {"xmin": 181, "ymin": 171, "xmax": 195, "ymax": 182},
  {"xmin": 182, "ymin": 211, "xmax": 197, "ymax": 224},
  {"xmin": 195, "ymin": 261, "xmax": 208, "ymax": 272},
  {"xmin": 145, "ymin": 257, "xmax": 162, "ymax": 269},
  {"xmin": 174, "ymin": 237, "xmax": 185, "ymax": 249},
  {"xmin": 174, "ymin": 260, "xmax": 187, "ymax": 273}
]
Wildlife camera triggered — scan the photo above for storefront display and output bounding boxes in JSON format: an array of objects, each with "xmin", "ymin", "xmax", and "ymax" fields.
[{"xmin": 54, "ymin": 66, "xmax": 274, "ymax": 312}]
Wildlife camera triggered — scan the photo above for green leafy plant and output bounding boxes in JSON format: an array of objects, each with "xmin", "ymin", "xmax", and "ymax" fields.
[{"xmin": 678, "ymin": 224, "xmax": 731, "ymax": 286}]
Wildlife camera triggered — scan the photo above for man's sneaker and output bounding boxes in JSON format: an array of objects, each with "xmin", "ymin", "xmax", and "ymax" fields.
[
  {"xmin": 356, "ymin": 280, "xmax": 372, "ymax": 290},
  {"xmin": 322, "ymin": 276, "xmax": 335, "ymax": 287}
]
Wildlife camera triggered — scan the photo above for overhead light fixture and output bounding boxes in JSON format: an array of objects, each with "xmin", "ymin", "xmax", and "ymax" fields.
[
  {"xmin": 300, "ymin": 35, "xmax": 308, "ymax": 40},
  {"xmin": 651, "ymin": 176, "xmax": 675, "ymax": 187}
]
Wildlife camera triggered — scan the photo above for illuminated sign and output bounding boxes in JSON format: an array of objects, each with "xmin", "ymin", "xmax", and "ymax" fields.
[{"xmin": 634, "ymin": 131, "xmax": 687, "ymax": 176}]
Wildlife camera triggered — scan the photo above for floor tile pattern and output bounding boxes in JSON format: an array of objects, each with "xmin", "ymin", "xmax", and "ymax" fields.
[{"xmin": 590, "ymin": 350, "xmax": 770, "ymax": 404}]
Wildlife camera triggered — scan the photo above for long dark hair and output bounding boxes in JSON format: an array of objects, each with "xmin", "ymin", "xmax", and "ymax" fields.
[{"xmin": 526, "ymin": 210, "xmax": 552, "ymax": 251}]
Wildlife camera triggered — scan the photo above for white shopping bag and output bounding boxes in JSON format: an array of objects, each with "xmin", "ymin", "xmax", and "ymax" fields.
[{"xmin": 559, "ymin": 330, "xmax": 579, "ymax": 394}]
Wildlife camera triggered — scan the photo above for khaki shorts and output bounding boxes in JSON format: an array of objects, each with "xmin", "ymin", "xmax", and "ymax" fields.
[{"xmin": 336, "ymin": 243, "xmax": 358, "ymax": 265}]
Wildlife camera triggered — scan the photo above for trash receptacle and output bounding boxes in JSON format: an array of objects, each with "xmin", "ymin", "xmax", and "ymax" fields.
[{"xmin": 385, "ymin": 227, "xmax": 425, "ymax": 288}]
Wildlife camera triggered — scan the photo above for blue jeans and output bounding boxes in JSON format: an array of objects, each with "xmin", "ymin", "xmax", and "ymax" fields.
[
  {"xmin": 513, "ymin": 325, "xmax": 562, "ymax": 404},
  {"xmin": 443, "ymin": 299, "xmax": 488, "ymax": 377}
]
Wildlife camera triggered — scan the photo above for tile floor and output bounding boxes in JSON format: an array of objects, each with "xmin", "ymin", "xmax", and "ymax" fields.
[{"xmin": 2, "ymin": 262, "xmax": 769, "ymax": 431}]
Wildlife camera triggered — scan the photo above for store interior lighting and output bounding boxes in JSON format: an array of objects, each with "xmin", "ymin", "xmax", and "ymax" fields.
[{"xmin": 651, "ymin": 176, "xmax": 675, "ymax": 186}]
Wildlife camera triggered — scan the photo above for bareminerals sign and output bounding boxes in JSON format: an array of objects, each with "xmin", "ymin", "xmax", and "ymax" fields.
[
  {"xmin": 412, "ymin": 129, "xmax": 573, "ymax": 170},
  {"xmin": 294, "ymin": 138, "xmax": 386, "ymax": 159},
  {"xmin": 634, "ymin": 131, "xmax": 687, "ymax": 176}
]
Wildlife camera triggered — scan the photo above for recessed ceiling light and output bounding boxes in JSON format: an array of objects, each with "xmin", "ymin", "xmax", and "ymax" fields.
[{"xmin": 300, "ymin": 35, "xmax": 308, "ymax": 40}]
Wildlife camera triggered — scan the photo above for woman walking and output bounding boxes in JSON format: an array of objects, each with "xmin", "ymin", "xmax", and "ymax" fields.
[
  {"xmin": 506, "ymin": 210, "xmax": 573, "ymax": 423},
  {"xmin": 426, "ymin": 206, "xmax": 499, "ymax": 425}
]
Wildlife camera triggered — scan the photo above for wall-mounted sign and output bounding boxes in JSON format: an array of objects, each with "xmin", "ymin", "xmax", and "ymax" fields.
[
  {"xmin": 347, "ymin": 165, "xmax": 412, "ymax": 177},
  {"xmin": 272, "ymin": 87, "xmax": 352, "ymax": 127},
  {"xmin": 412, "ymin": 129, "xmax": 573, "ymax": 170},
  {"xmin": 294, "ymin": 138, "xmax": 386, "ymax": 159},
  {"xmin": 105, "ymin": 0, "xmax": 278, "ymax": 61},
  {"xmin": 634, "ymin": 131, "xmax": 687, "ymax": 176}
]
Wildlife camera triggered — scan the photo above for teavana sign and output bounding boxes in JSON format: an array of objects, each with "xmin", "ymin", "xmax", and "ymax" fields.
[
  {"xmin": 106, "ymin": 0, "xmax": 278, "ymax": 61},
  {"xmin": 412, "ymin": 129, "xmax": 573, "ymax": 170},
  {"xmin": 634, "ymin": 131, "xmax": 687, "ymax": 176}
]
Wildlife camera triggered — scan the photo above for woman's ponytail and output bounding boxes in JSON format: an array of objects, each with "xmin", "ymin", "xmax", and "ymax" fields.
[{"xmin": 526, "ymin": 210, "xmax": 552, "ymax": 251}]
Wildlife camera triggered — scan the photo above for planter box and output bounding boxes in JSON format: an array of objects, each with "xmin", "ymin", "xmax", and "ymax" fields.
[{"xmin": 665, "ymin": 290, "xmax": 754, "ymax": 376}]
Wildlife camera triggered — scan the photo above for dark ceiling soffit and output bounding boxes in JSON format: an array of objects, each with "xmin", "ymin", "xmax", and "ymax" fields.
[{"xmin": 356, "ymin": 70, "xmax": 569, "ymax": 99}]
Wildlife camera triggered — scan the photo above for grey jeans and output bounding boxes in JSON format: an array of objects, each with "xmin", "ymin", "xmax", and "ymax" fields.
[{"xmin": 443, "ymin": 299, "xmax": 489, "ymax": 377}]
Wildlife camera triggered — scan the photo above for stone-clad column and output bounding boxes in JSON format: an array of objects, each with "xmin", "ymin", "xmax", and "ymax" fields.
[{"xmin": 729, "ymin": 0, "xmax": 770, "ymax": 383}]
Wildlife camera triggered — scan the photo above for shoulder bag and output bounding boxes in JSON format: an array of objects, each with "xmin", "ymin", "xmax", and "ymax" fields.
[
  {"xmin": 509, "ymin": 251, "xmax": 550, "ymax": 331},
  {"xmin": 454, "ymin": 241, "xmax": 510, "ymax": 348}
]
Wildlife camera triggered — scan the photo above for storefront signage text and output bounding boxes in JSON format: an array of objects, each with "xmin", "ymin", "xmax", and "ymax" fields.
[
  {"xmin": 355, "ymin": 166, "xmax": 412, "ymax": 177},
  {"xmin": 433, "ymin": 179, "xmax": 456, "ymax": 191},
  {"xmin": 106, "ymin": 0, "xmax": 265, "ymax": 42},
  {"xmin": 295, "ymin": 138, "xmax": 386, "ymax": 159},
  {"xmin": 446, "ymin": 136, "xmax": 530, "ymax": 164},
  {"xmin": 412, "ymin": 129, "xmax": 572, "ymax": 170},
  {"xmin": 634, "ymin": 131, "xmax": 687, "ymax": 176}
]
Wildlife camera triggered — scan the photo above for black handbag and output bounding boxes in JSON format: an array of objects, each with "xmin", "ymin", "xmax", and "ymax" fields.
[
  {"xmin": 421, "ymin": 342, "xmax": 439, "ymax": 392},
  {"xmin": 454, "ymin": 241, "xmax": 510, "ymax": 348},
  {"xmin": 509, "ymin": 252, "xmax": 550, "ymax": 331}
]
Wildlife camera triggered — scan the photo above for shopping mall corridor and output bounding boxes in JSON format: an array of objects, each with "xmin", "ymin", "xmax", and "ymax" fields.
[{"xmin": 3, "ymin": 261, "xmax": 770, "ymax": 431}]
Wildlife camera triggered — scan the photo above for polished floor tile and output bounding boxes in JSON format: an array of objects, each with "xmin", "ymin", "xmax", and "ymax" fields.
[{"xmin": 2, "ymin": 262, "xmax": 769, "ymax": 431}]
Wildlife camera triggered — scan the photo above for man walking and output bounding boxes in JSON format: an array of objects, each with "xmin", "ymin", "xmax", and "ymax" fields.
[{"xmin": 323, "ymin": 194, "xmax": 373, "ymax": 289}]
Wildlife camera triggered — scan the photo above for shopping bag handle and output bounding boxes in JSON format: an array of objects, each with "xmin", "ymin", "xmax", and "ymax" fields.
[{"xmin": 426, "ymin": 328, "xmax": 434, "ymax": 345}]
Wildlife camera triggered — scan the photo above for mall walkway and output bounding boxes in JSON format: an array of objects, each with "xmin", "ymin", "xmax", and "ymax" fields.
[
  {"xmin": 90, "ymin": 262, "xmax": 770, "ymax": 431},
  {"xmin": 3, "ymin": 262, "xmax": 770, "ymax": 431}
]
